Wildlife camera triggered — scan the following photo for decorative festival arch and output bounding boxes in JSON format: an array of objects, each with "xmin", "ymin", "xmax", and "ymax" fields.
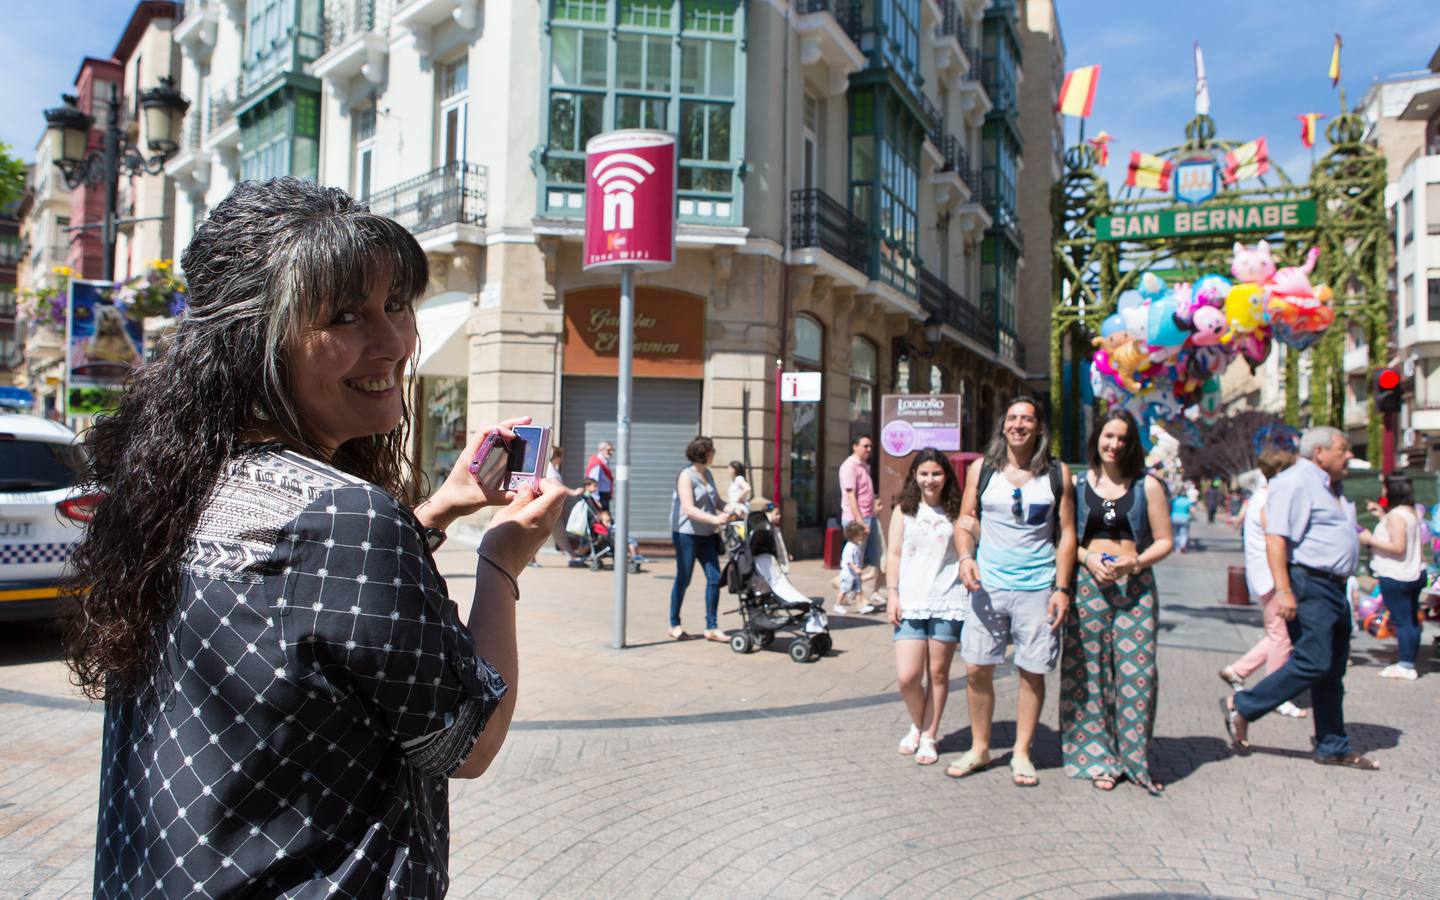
[{"xmin": 1050, "ymin": 102, "xmax": 1390, "ymax": 463}]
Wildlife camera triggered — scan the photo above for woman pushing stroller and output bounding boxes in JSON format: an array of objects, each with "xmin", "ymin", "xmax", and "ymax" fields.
[{"xmin": 886, "ymin": 449, "xmax": 969, "ymax": 766}]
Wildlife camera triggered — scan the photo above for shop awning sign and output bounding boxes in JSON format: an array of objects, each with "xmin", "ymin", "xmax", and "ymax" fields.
[
  {"xmin": 1095, "ymin": 198, "xmax": 1316, "ymax": 241},
  {"xmin": 780, "ymin": 371, "xmax": 822, "ymax": 402}
]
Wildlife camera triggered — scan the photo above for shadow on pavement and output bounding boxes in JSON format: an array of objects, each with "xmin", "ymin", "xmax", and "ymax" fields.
[
  {"xmin": 936, "ymin": 721, "xmax": 1064, "ymax": 769},
  {"xmin": 1151, "ymin": 734, "xmax": 1233, "ymax": 785},
  {"xmin": 0, "ymin": 619, "xmax": 67, "ymax": 667},
  {"xmin": 1164, "ymin": 603, "xmax": 1263, "ymax": 624}
]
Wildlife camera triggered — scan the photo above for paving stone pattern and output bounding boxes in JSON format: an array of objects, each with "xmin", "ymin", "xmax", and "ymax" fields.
[{"xmin": 2, "ymin": 521, "xmax": 1438, "ymax": 898}]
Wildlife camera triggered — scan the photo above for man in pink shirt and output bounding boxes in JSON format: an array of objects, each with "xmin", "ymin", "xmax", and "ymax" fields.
[{"xmin": 839, "ymin": 435, "xmax": 886, "ymax": 612}]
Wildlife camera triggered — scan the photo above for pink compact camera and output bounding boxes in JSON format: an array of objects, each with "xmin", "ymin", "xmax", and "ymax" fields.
[{"xmin": 468, "ymin": 425, "xmax": 551, "ymax": 492}]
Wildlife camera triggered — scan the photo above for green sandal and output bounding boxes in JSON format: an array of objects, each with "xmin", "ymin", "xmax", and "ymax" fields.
[{"xmin": 1010, "ymin": 756, "xmax": 1038, "ymax": 787}]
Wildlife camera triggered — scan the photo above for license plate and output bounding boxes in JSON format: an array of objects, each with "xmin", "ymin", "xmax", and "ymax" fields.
[{"xmin": 0, "ymin": 520, "xmax": 33, "ymax": 539}]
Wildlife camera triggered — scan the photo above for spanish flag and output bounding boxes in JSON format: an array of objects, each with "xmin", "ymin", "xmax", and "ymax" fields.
[
  {"xmin": 1297, "ymin": 113, "xmax": 1327, "ymax": 149},
  {"xmin": 1056, "ymin": 65, "xmax": 1101, "ymax": 118},
  {"xmin": 1329, "ymin": 34, "xmax": 1342, "ymax": 87},
  {"xmin": 1125, "ymin": 151, "xmax": 1173, "ymax": 191},
  {"xmin": 1088, "ymin": 130, "xmax": 1114, "ymax": 167},
  {"xmin": 1224, "ymin": 137, "xmax": 1270, "ymax": 184}
]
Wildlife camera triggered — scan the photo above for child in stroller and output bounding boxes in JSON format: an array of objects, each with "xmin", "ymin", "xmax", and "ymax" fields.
[
  {"xmin": 565, "ymin": 478, "xmax": 645, "ymax": 573},
  {"xmin": 722, "ymin": 505, "xmax": 832, "ymax": 662}
]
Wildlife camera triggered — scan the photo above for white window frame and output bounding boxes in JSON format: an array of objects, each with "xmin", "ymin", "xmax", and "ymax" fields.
[{"xmin": 438, "ymin": 56, "xmax": 469, "ymax": 167}]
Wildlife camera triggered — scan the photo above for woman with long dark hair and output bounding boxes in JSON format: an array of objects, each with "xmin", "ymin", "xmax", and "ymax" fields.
[
  {"xmin": 1361, "ymin": 474, "xmax": 1426, "ymax": 680},
  {"xmin": 884, "ymin": 448, "xmax": 968, "ymax": 766},
  {"xmin": 66, "ymin": 178, "xmax": 565, "ymax": 897},
  {"xmin": 1059, "ymin": 410, "xmax": 1173, "ymax": 793}
]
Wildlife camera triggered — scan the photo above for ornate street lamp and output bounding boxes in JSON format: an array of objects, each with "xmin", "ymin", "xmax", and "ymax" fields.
[{"xmin": 42, "ymin": 76, "xmax": 190, "ymax": 281}]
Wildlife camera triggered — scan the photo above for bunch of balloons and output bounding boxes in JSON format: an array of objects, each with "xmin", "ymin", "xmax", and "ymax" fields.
[{"xmin": 1090, "ymin": 241, "xmax": 1336, "ymax": 423}]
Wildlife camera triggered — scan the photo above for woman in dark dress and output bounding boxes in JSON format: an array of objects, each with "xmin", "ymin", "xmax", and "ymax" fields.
[{"xmin": 65, "ymin": 178, "xmax": 565, "ymax": 897}]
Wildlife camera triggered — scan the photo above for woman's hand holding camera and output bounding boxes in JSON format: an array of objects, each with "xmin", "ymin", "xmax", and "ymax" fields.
[
  {"xmin": 419, "ymin": 418, "xmax": 534, "ymax": 531},
  {"xmin": 482, "ymin": 479, "xmax": 569, "ymax": 578}
]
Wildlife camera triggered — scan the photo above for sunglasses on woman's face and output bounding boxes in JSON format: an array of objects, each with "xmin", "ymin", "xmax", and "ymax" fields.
[{"xmin": 1012, "ymin": 487, "xmax": 1023, "ymax": 521}]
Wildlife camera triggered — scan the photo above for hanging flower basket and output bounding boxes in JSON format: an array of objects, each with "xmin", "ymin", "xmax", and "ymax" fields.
[{"xmin": 109, "ymin": 258, "xmax": 189, "ymax": 320}]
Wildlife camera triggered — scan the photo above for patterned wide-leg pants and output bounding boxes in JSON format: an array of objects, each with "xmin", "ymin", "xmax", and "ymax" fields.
[{"xmin": 1059, "ymin": 566, "xmax": 1161, "ymax": 793}]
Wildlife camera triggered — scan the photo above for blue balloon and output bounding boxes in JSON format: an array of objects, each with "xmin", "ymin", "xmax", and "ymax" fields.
[
  {"xmin": 1100, "ymin": 312, "xmax": 1126, "ymax": 337},
  {"xmin": 1117, "ymin": 289, "xmax": 1147, "ymax": 311},
  {"xmin": 1147, "ymin": 298, "xmax": 1188, "ymax": 347},
  {"xmin": 1193, "ymin": 274, "xmax": 1232, "ymax": 307}
]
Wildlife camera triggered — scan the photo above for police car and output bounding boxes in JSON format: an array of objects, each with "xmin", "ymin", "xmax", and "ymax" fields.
[{"xmin": 0, "ymin": 414, "xmax": 94, "ymax": 621}]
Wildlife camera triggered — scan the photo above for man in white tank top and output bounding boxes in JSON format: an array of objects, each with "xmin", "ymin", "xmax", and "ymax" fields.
[{"xmin": 945, "ymin": 398, "xmax": 1077, "ymax": 786}]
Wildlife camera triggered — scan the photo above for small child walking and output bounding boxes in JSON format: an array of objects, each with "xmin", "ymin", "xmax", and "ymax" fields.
[{"xmin": 835, "ymin": 520, "xmax": 869, "ymax": 613}]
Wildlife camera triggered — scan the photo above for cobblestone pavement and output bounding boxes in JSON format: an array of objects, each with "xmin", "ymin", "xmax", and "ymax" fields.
[{"xmin": 3, "ymin": 521, "xmax": 1439, "ymax": 898}]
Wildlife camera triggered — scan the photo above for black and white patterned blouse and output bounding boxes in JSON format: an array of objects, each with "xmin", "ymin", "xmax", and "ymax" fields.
[{"xmin": 94, "ymin": 447, "xmax": 507, "ymax": 898}]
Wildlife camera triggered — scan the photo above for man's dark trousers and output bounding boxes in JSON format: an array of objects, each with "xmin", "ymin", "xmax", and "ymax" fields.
[{"xmin": 1233, "ymin": 567, "xmax": 1352, "ymax": 759}]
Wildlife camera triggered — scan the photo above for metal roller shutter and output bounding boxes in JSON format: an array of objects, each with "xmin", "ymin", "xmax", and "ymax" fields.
[{"xmin": 561, "ymin": 377, "xmax": 703, "ymax": 539}]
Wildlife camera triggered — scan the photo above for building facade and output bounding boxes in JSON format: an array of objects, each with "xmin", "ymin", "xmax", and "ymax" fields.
[
  {"xmin": 0, "ymin": 201, "xmax": 18, "ymax": 386},
  {"xmin": 1362, "ymin": 51, "xmax": 1440, "ymax": 466},
  {"xmin": 159, "ymin": 0, "xmax": 1058, "ymax": 551}
]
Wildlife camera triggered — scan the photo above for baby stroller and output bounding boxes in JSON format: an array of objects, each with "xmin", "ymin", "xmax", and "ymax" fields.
[
  {"xmin": 721, "ymin": 509, "xmax": 831, "ymax": 662},
  {"xmin": 565, "ymin": 498, "xmax": 642, "ymax": 574}
]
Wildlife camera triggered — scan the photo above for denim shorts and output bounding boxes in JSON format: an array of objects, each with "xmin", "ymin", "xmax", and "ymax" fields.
[{"xmin": 893, "ymin": 617, "xmax": 964, "ymax": 643}]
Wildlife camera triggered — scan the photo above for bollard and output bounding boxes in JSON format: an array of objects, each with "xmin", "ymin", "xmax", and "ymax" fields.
[{"xmin": 1226, "ymin": 565, "xmax": 1251, "ymax": 606}]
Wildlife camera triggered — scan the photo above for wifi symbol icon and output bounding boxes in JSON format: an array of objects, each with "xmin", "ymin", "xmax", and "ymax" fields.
[{"xmin": 592, "ymin": 153, "xmax": 657, "ymax": 231}]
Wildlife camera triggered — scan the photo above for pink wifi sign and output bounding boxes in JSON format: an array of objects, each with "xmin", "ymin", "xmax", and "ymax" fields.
[{"xmin": 583, "ymin": 130, "xmax": 677, "ymax": 271}]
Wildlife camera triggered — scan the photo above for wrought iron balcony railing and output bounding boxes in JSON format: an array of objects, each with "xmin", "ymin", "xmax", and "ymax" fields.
[
  {"xmin": 321, "ymin": 0, "xmax": 388, "ymax": 54},
  {"xmin": 207, "ymin": 79, "xmax": 238, "ymax": 135},
  {"xmin": 795, "ymin": 0, "xmax": 862, "ymax": 43},
  {"xmin": 919, "ymin": 266, "xmax": 995, "ymax": 348},
  {"xmin": 919, "ymin": 93, "xmax": 944, "ymax": 151},
  {"xmin": 790, "ymin": 188, "xmax": 869, "ymax": 275},
  {"xmin": 367, "ymin": 162, "xmax": 488, "ymax": 235}
]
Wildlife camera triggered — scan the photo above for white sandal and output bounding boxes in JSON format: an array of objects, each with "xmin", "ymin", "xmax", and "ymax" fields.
[
  {"xmin": 897, "ymin": 725, "xmax": 921, "ymax": 756},
  {"xmin": 915, "ymin": 735, "xmax": 939, "ymax": 766}
]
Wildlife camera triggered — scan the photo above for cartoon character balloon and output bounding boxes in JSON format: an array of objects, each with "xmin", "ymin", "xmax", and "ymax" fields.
[{"xmin": 1231, "ymin": 240, "xmax": 1277, "ymax": 284}]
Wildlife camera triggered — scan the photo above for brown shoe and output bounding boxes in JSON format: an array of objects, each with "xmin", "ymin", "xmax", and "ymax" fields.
[{"xmin": 1315, "ymin": 753, "xmax": 1380, "ymax": 771}]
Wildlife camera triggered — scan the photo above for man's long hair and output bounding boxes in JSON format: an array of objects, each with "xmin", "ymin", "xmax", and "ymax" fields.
[
  {"xmin": 63, "ymin": 177, "xmax": 428, "ymax": 700},
  {"xmin": 982, "ymin": 395, "xmax": 1052, "ymax": 475}
]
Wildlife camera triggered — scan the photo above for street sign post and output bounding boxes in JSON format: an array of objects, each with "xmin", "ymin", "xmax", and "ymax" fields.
[{"xmin": 583, "ymin": 129, "xmax": 677, "ymax": 650}]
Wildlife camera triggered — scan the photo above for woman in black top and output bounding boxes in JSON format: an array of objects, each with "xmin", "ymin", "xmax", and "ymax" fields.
[
  {"xmin": 65, "ymin": 178, "xmax": 566, "ymax": 897},
  {"xmin": 1058, "ymin": 410, "xmax": 1173, "ymax": 793}
]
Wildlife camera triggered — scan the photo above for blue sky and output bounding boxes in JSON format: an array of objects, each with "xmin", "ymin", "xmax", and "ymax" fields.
[
  {"xmin": 1, "ymin": 0, "xmax": 1437, "ymax": 190},
  {"xmin": 1059, "ymin": 0, "xmax": 1439, "ymax": 186}
]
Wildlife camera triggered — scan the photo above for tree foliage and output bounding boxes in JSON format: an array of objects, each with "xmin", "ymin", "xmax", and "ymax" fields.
[
  {"xmin": 1179, "ymin": 410, "xmax": 1296, "ymax": 482},
  {"xmin": 0, "ymin": 142, "xmax": 25, "ymax": 211}
]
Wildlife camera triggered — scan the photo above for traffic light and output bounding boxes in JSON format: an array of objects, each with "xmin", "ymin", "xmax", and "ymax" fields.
[{"xmin": 1375, "ymin": 367, "xmax": 1403, "ymax": 414}]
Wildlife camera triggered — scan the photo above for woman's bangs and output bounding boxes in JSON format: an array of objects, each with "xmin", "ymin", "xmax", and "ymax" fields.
[{"xmin": 280, "ymin": 214, "xmax": 429, "ymax": 325}]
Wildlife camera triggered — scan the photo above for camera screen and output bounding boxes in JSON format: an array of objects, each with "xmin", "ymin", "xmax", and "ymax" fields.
[{"xmin": 509, "ymin": 429, "xmax": 541, "ymax": 473}]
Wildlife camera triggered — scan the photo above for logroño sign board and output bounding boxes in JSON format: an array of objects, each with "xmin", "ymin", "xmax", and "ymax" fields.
[
  {"xmin": 583, "ymin": 130, "xmax": 677, "ymax": 271},
  {"xmin": 1095, "ymin": 199, "xmax": 1316, "ymax": 241}
]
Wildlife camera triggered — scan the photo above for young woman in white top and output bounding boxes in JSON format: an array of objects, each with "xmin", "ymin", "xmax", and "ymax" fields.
[
  {"xmin": 885, "ymin": 449, "xmax": 968, "ymax": 767},
  {"xmin": 1361, "ymin": 474, "xmax": 1426, "ymax": 680},
  {"xmin": 1218, "ymin": 449, "xmax": 1307, "ymax": 716}
]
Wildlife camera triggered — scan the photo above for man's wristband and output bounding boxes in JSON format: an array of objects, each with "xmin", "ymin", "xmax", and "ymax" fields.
[
  {"xmin": 958, "ymin": 554, "xmax": 974, "ymax": 565},
  {"xmin": 1056, "ymin": 585, "xmax": 1074, "ymax": 597},
  {"xmin": 1275, "ymin": 586, "xmax": 1294, "ymax": 597}
]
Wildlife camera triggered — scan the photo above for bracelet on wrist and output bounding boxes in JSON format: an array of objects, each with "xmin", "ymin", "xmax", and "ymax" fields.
[{"xmin": 476, "ymin": 549, "xmax": 520, "ymax": 599}]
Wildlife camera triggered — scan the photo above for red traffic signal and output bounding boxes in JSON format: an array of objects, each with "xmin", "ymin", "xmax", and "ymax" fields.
[{"xmin": 1375, "ymin": 367, "xmax": 1403, "ymax": 413}]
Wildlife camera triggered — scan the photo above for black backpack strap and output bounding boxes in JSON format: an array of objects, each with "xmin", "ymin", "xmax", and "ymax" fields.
[
  {"xmin": 1048, "ymin": 460, "xmax": 1064, "ymax": 545},
  {"xmin": 975, "ymin": 461, "xmax": 995, "ymax": 522}
]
